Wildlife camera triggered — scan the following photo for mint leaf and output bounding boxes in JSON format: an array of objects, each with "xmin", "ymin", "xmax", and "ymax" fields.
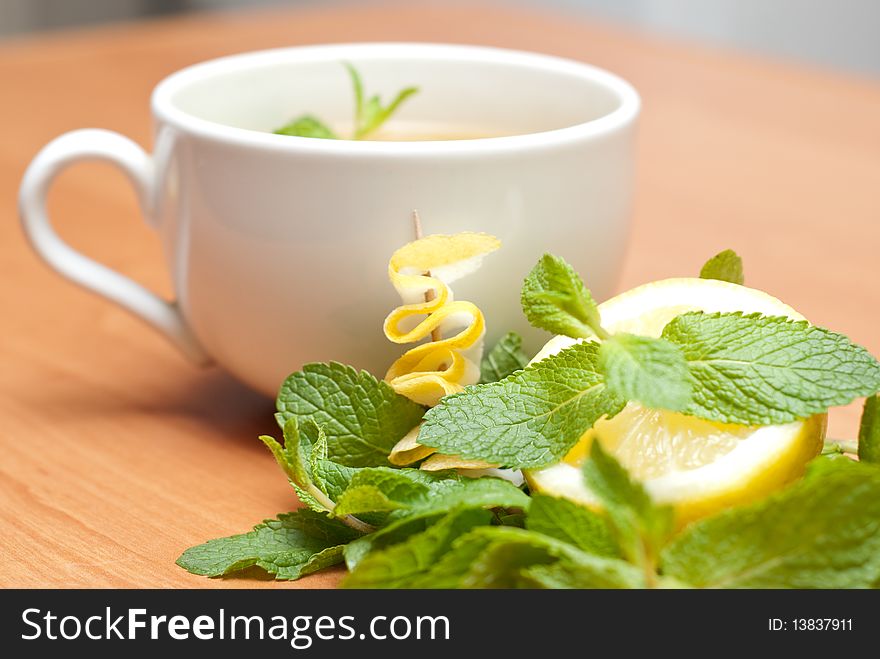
[
  {"xmin": 333, "ymin": 469, "xmax": 428, "ymax": 517},
  {"xmin": 413, "ymin": 526, "xmax": 639, "ymax": 589},
  {"xmin": 393, "ymin": 473, "xmax": 530, "ymax": 518},
  {"xmin": 462, "ymin": 530, "xmax": 568, "ymax": 588},
  {"xmin": 480, "ymin": 331, "xmax": 530, "ymax": 383},
  {"xmin": 521, "ymin": 254, "xmax": 607, "ymax": 340},
  {"xmin": 276, "ymin": 362, "xmax": 425, "ymax": 466},
  {"xmin": 346, "ymin": 63, "xmax": 418, "ymax": 140},
  {"xmin": 699, "ymin": 249, "xmax": 744, "ymax": 284},
  {"xmin": 859, "ymin": 394, "xmax": 880, "ymax": 463},
  {"xmin": 662, "ymin": 458, "xmax": 880, "ymax": 588},
  {"xmin": 260, "ymin": 418, "xmax": 333, "ymax": 512},
  {"xmin": 662, "ymin": 312, "xmax": 880, "ymax": 425},
  {"xmin": 274, "ymin": 115, "xmax": 337, "ymax": 139},
  {"xmin": 525, "ymin": 493, "xmax": 619, "ymax": 557},
  {"xmin": 355, "ymin": 87, "xmax": 419, "ymax": 139},
  {"xmin": 343, "ymin": 511, "xmax": 443, "ymax": 570},
  {"xmin": 331, "ymin": 468, "xmax": 528, "ymax": 520},
  {"xmin": 408, "ymin": 526, "xmax": 500, "ymax": 588},
  {"xmin": 598, "ymin": 333, "xmax": 693, "ymax": 410},
  {"xmin": 312, "ymin": 458, "xmax": 359, "ymax": 501},
  {"xmin": 342, "ymin": 508, "xmax": 492, "ymax": 588},
  {"xmin": 340, "ymin": 474, "xmax": 528, "ymax": 569},
  {"xmin": 583, "ymin": 442, "xmax": 674, "ymax": 579},
  {"xmin": 418, "ymin": 342, "xmax": 625, "ymax": 469},
  {"xmin": 337, "ymin": 472, "xmax": 527, "ymax": 567},
  {"xmin": 275, "ymin": 64, "xmax": 417, "ymax": 141},
  {"xmin": 258, "ymin": 421, "xmax": 301, "ymax": 484},
  {"xmin": 176, "ymin": 510, "xmax": 360, "ymax": 580},
  {"xmin": 521, "ymin": 557, "xmax": 649, "ymax": 589}
]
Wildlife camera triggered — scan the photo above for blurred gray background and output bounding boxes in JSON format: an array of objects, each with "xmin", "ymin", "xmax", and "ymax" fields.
[{"xmin": 1, "ymin": 0, "xmax": 879, "ymax": 77}]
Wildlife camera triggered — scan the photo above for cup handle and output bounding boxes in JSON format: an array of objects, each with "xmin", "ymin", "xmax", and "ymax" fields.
[{"xmin": 18, "ymin": 128, "xmax": 210, "ymax": 364}]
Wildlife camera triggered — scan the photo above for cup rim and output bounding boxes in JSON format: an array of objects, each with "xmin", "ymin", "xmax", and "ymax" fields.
[{"xmin": 151, "ymin": 42, "xmax": 640, "ymax": 154}]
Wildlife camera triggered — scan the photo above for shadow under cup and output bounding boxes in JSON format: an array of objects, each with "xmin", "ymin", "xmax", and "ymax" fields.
[{"xmin": 24, "ymin": 43, "xmax": 639, "ymax": 397}]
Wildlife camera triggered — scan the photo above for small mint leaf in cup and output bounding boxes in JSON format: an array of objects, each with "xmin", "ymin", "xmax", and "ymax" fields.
[{"xmin": 273, "ymin": 115, "xmax": 338, "ymax": 139}]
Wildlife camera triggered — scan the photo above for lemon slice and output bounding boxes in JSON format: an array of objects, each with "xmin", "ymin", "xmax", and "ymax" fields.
[{"xmin": 525, "ymin": 278, "xmax": 826, "ymax": 525}]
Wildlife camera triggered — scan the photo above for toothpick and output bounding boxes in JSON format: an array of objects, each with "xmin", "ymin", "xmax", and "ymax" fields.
[
  {"xmin": 412, "ymin": 208, "xmax": 425, "ymax": 241},
  {"xmin": 412, "ymin": 210, "xmax": 443, "ymax": 343}
]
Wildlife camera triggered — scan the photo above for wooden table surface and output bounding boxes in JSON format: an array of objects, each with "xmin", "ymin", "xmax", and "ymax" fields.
[{"xmin": 1, "ymin": 2, "xmax": 878, "ymax": 588}]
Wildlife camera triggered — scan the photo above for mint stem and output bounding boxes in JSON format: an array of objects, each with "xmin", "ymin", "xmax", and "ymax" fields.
[
  {"xmin": 341, "ymin": 514, "xmax": 376, "ymax": 534},
  {"xmin": 641, "ymin": 542, "xmax": 659, "ymax": 589},
  {"xmin": 304, "ymin": 482, "xmax": 376, "ymax": 534}
]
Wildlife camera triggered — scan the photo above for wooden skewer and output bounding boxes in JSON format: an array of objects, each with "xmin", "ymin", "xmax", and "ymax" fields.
[{"xmin": 412, "ymin": 210, "xmax": 443, "ymax": 342}]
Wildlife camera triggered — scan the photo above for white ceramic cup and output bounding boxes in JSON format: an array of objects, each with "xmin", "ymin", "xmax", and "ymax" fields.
[{"xmin": 19, "ymin": 43, "xmax": 639, "ymax": 397}]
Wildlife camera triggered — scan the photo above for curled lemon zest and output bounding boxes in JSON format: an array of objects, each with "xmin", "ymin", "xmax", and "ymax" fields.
[
  {"xmin": 384, "ymin": 232, "xmax": 500, "ymax": 467},
  {"xmin": 387, "ymin": 425, "xmax": 435, "ymax": 466},
  {"xmin": 420, "ymin": 453, "xmax": 499, "ymax": 471},
  {"xmin": 383, "ymin": 232, "xmax": 500, "ymax": 407}
]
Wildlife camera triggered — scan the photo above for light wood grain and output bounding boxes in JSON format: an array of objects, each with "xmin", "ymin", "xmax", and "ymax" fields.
[{"xmin": 1, "ymin": 2, "xmax": 878, "ymax": 588}]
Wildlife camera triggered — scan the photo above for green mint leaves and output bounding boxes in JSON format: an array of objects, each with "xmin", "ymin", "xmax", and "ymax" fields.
[
  {"xmin": 521, "ymin": 254, "xmax": 608, "ymax": 340},
  {"xmin": 525, "ymin": 493, "xmax": 618, "ymax": 557},
  {"xmin": 480, "ymin": 331, "xmax": 530, "ymax": 383},
  {"xmin": 274, "ymin": 63, "xmax": 418, "ymax": 140},
  {"xmin": 345, "ymin": 448, "xmax": 880, "ymax": 589},
  {"xmin": 276, "ymin": 362, "xmax": 425, "ymax": 466},
  {"xmin": 342, "ymin": 508, "xmax": 493, "ymax": 588},
  {"xmin": 180, "ymin": 246, "xmax": 880, "ymax": 589},
  {"xmin": 333, "ymin": 467, "xmax": 528, "ymax": 521},
  {"xmin": 347, "ymin": 63, "xmax": 419, "ymax": 140},
  {"xmin": 583, "ymin": 443, "xmax": 674, "ymax": 584},
  {"xmin": 418, "ymin": 253, "xmax": 880, "ymax": 468},
  {"xmin": 259, "ymin": 418, "xmax": 336, "ymax": 513},
  {"xmin": 176, "ymin": 510, "xmax": 360, "ymax": 580},
  {"xmin": 859, "ymin": 394, "xmax": 880, "ymax": 463},
  {"xmin": 418, "ymin": 341, "xmax": 626, "ymax": 469},
  {"xmin": 662, "ymin": 458, "xmax": 880, "ymax": 588},
  {"xmin": 662, "ymin": 312, "xmax": 880, "ymax": 425},
  {"xmin": 598, "ymin": 333, "xmax": 693, "ymax": 410},
  {"xmin": 181, "ymin": 360, "xmax": 529, "ymax": 582},
  {"xmin": 699, "ymin": 248, "xmax": 744, "ymax": 284}
]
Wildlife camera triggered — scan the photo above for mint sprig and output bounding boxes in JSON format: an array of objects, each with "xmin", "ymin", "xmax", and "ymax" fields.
[
  {"xmin": 341, "ymin": 450, "xmax": 880, "ymax": 589},
  {"xmin": 583, "ymin": 442, "xmax": 674, "ymax": 585},
  {"xmin": 274, "ymin": 63, "xmax": 418, "ymax": 140},
  {"xmin": 521, "ymin": 253, "xmax": 608, "ymax": 339},
  {"xmin": 418, "ymin": 254, "xmax": 880, "ymax": 467},
  {"xmin": 179, "ymin": 249, "xmax": 880, "ymax": 588},
  {"xmin": 347, "ymin": 63, "xmax": 419, "ymax": 140}
]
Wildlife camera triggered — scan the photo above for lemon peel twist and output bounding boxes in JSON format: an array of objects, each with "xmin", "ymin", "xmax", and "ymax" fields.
[{"xmin": 383, "ymin": 232, "xmax": 500, "ymax": 467}]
